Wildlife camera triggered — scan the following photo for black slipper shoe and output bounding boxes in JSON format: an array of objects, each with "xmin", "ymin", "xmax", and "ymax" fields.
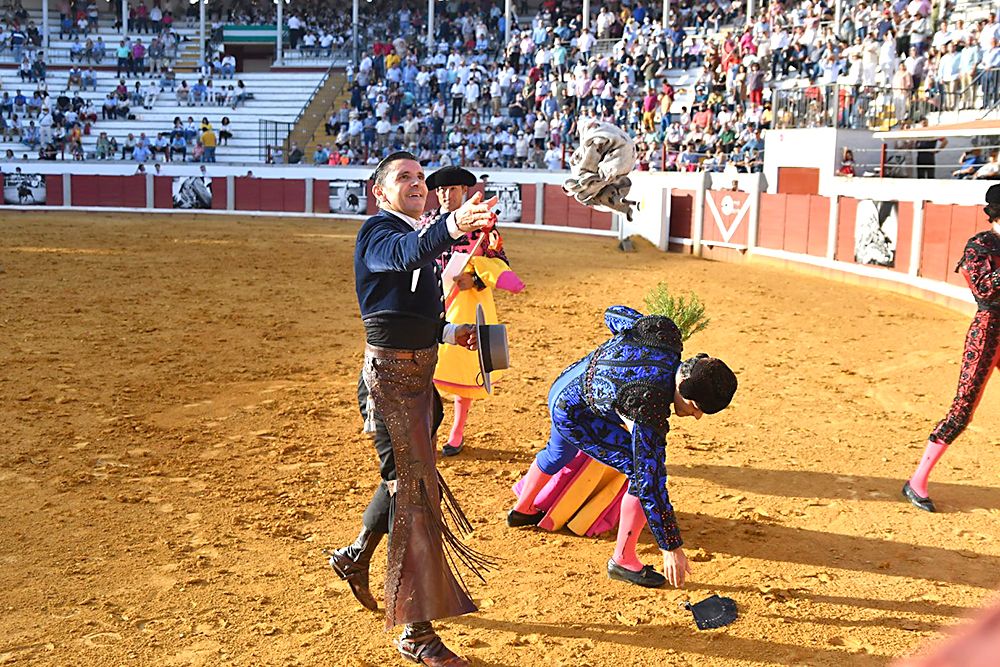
[
  {"xmin": 902, "ymin": 481, "xmax": 936, "ymax": 512},
  {"xmin": 506, "ymin": 509, "xmax": 545, "ymax": 527},
  {"xmin": 607, "ymin": 559, "xmax": 667, "ymax": 588},
  {"xmin": 441, "ymin": 439, "xmax": 464, "ymax": 457}
]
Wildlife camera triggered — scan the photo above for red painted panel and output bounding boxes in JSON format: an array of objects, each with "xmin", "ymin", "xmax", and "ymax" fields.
[
  {"xmin": 836, "ymin": 197, "xmax": 857, "ymax": 262},
  {"xmin": 703, "ymin": 190, "xmax": 750, "ymax": 246},
  {"xmin": 592, "ymin": 210, "xmax": 613, "ymax": 231},
  {"xmin": 757, "ymin": 193, "xmax": 786, "ymax": 250},
  {"xmin": 806, "ymin": 195, "xmax": 829, "ymax": 257},
  {"xmin": 893, "ymin": 202, "xmax": 914, "ymax": 274},
  {"xmin": 233, "ymin": 177, "xmax": 259, "ymax": 210},
  {"xmin": 45, "ymin": 175, "xmax": 63, "ymax": 206},
  {"xmin": 521, "ymin": 184, "xmax": 536, "ymax": 224},
  {"xmin": 921, "ymin": 203, "xmax": 951, "ymax": 283},
  {"xmin": 946, "ymin": 205, "xmax": 981, "ymax": 287},
  {"xmin": 153, "ymin": 176, "xmax": 172, "ymax": 208},
  {"xmin": 426, "ymin": 190, "xmax": 440, "ymax": 211},
  {"xmin": 565, "ymin": 196, "xmax": 593, "ymax": 228},
  {"xmin": 283, "ymin": 179, "xmax": 306, "ymax": 212},
  {"xmin": 211, "ymin": 177, "xmax": 228, "ymax": 210},
  {"xmin": 120, "ymin": 175, "xmax": 146, "ymax": 208},
  {"xmin": 258, "ymin": 179, "xmax": 285, "ymax": 211},
  {"xmin": 71, "ymin": 175, "xmax": 100, "ymax": 206},
  {"xmin": 669, "ymin": 190, "xmax": 694, "ymax": 239},
  {"xmin": 366, "ymin": 181, "xmax": 377, "ymax": 215},
  {"xmin": 312, "ymin": 180, "xmax": 329, "ymax": 213},
  {"xmin": 544, "ymin": 184, "xmax": 568, "ymax": 227},
  {"xmin": 783, "ymin": 195, "xmax": 810, "ymax": 254}
]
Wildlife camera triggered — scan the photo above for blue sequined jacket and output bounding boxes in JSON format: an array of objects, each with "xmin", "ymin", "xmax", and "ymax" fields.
[{"xmin": 554, "ymin": 305, "xmax": 685, "ymax": 550}]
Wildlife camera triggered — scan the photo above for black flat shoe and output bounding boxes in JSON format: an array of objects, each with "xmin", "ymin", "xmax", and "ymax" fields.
[
  {"xmin": 441, "ymin": 439, "xmax": 464, "ymax": 457},
  {"xmin": 607, "ymin": 559, "xmax": 667, "ymax": 588},
  {"xmin": 902, "ymin": 481, "xmax": 936, "ymax": 512},
  {"xmin": 506, "ymin": 509, "xmax": 545, "ymax": 527}
]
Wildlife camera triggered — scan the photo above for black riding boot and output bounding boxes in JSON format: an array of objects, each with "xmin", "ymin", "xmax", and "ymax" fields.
[{"xmin": 329, "ymin": 527, "xmax": 384, "ymax": 612}]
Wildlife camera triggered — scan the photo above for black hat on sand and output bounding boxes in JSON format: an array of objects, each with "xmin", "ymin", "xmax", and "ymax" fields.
[
  {"xmin": 426, "ymin": 166, "xmax": 477, "ymax": 190},
  {"xmin": 679, "ymin": 356, "xmax": 737, "ymax": 415}
]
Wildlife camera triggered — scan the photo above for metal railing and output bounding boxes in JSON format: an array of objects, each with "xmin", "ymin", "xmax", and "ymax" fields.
[
  {"xmin": 259, "ymin": 119, "xmax": 294, "ymax": 163},
  {"xmin": 772, "ymin": 71, "xmax": 1000, "ymax": 131}
]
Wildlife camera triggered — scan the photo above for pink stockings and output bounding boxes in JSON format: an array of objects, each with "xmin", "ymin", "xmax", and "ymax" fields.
[
  {"xmin": 512, "ymin": 461, "xmax": 551, "ymax": 514},
  {"xmin": 447, "ymin": 396, "xmax": 472, "ymax": 447},
  {"xmin": 612, "ymin": 493, "xmax": 647, "ymax": 572},
  {"xmin": 513, "ymin": 463, "xmax": 649, "ymax": 573},
  {"xmin": 909, "ymin": 438, "xmax": 949, "ymax": 498}
]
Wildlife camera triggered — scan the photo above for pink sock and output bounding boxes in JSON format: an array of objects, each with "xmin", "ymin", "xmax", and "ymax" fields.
[
  {"xmin": 513, "ymin": 461, "xmax": 552, "ymax": 514},
  {"xmin": 909, "ymin": 438, "xmax": 949, "ymax": 497},
  {"xmin": 447, "ymin": 396, "xmax": 472, "ymax": 447},
  {"xmin": 612, "ymin": 493, "xmax": 647, "ymax": 572}
]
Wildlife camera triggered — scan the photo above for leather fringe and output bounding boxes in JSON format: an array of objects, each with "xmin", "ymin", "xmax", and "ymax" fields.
[{"xmin": 420, "ymin": 476, "xmax": 498, "ymax": 595}]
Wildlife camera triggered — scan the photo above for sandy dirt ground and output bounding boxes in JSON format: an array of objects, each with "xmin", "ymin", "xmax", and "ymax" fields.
[{"xmin": 3, "ymin": 211, "xmax": 1000, "ymax": 667}]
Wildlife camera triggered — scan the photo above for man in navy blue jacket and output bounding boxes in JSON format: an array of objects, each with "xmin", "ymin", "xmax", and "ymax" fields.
[{"xmin": 345, "ymin": 151, "xmax": 497, "ymax": 667}]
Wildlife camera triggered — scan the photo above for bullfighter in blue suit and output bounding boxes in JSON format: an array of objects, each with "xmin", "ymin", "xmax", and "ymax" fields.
[
  {"xmin": 508, "ymin": 306, "xmax": 737, "ymax": 589},
  {"xmin": 339, "ymin": 151, "xmax": 498, "ymax": 667}
]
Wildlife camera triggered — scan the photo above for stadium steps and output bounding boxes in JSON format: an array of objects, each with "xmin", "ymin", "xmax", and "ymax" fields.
[
  {"xmin": 173, "ymin": 41, "xmax": 204, "ymax": 74},
  {"xmin": 300, "ymin": 71, "xmax": 351, "ymax": 162},
  {"xmin": 0, "ymin": 69, "xmax": 325, "ymax": 163}
]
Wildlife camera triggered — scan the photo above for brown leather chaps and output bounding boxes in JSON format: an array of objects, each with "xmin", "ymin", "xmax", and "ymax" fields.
[{"xmin": 363, "ymin": 344, "xmax": 477, "ymax": 629}]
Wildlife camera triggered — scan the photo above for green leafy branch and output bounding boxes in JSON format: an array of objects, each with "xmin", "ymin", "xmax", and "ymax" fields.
[{"xmin": 643, "ymin": 282, "xmax": 711, "ymax": 342}]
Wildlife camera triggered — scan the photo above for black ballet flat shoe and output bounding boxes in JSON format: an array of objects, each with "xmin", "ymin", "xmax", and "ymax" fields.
[
  {"xmin": 506, "ymin": 509, "xmax": 545, "ymax": 528},
  {"xmin": 902, "ymin": 481, "xmax": 936, "ymax": 513},
  {"xmin": 607, "ymin": 559, "xmax": 667, "ymax": 588},
  {"xmin": 441, "ymin": 440, "xmax": 464, "ymax": 457}
]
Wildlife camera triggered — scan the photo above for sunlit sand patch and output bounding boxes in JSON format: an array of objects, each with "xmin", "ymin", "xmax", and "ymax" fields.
[{"xmin": 2, "ymin": 246, "xmax": 123, "ymax": 255}]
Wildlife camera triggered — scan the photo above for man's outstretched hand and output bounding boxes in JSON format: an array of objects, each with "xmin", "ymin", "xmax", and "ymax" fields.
[{"xmin": 454, "ymin": 192, "xmax": 499, "ymax": 234}]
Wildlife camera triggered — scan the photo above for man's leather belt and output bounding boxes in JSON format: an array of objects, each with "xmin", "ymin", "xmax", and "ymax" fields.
[{"xmin": 365, "ymin": 344, "xmax": 422, "ymax": 360}]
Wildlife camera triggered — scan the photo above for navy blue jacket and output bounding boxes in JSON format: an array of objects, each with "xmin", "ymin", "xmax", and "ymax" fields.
[{"xmin": 354, "ymin": 208, "xmax": 455, "ymax": 325}]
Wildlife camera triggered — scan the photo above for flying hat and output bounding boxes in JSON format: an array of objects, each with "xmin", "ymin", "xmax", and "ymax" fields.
[
  {"xmin": 678, "ymin": 355, "xmax": 737, "ymax": 414},
  {"xmin": 476, "ymin": 304, "xmax": 509, "ymax": 394},
  {"xmin": 426, "ymin": 165, "xmax": 476, "ymax": 190}
]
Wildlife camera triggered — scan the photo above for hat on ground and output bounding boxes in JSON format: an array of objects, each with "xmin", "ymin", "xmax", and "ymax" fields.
[
  {"xmin": 426, "ymin": 165, "xmax": 476, "ymax": 190},
  {"xmin": 476, "ymin": 304, "xmax": 509, "ymax": 394},
  {"xmin": 678, "ymin": 355, "xmax": 737, "ymax": 414}
]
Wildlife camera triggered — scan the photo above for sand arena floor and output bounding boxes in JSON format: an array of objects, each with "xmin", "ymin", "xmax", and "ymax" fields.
[{"xmin": 3, "ymin": 211, "xmax": 1000, "ymax": 667}]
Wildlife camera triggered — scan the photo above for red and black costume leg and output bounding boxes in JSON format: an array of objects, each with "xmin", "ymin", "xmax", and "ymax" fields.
[{"xmin": 930, "ymin": 310, "xmax": 1000, "ymax": 444}]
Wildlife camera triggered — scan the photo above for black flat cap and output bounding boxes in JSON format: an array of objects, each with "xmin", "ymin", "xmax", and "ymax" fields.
[
  {"xmin": 987, "ymin": 183, "xmax": 1000, "ymax": 206},
  {"xmin": 426, "ymin": 166, "xmax": 477, "ymax": 190}
]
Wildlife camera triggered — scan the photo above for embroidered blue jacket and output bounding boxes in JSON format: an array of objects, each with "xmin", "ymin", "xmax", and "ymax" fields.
[
  {"xmin": 354, "ymin": 209, "xmax": 454, "ymax": 322},
  {"xmin": 553, "ymin": 305, "xmax": 684, "ymax": 550}
]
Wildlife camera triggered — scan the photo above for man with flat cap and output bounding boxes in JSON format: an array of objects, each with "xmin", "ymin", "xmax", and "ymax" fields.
[
  {"xmin": 423, "ymin": 166, "xmax": 525, "ymax": 457},
  {"xmin": 331, "ymin": 151, "xmax": 498, "ymax": 667}
]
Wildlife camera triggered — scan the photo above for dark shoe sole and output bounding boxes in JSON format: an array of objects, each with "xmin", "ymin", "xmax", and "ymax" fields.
[
  {"xmin": 902, "ymin": 481, "xmax": 936, "ymax": 512},
  {"xmin": 441, "ymin": 440, "xmax": 464, "ymax": 457},
  {"xmin": 607, "ymin": 559, "xmax": 667, "ymax": 588},
  {"xmin": 506, "ymin": 509, "xmax": 545, "ymax": 527}
]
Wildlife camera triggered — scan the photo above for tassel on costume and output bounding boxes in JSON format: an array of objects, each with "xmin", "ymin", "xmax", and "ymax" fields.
[{"xmin": 421, "ymin": 476, "xmax": 498, "ymax": 595}]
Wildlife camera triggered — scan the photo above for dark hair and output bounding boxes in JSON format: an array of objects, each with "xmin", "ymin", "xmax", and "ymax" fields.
[
  {"xmin": 372, "ymin": 150, "xmax": 418, "ymax": 187},
  {"xmin": 678, "ymin": 354, "xmax": 737, "ymax": 414}
]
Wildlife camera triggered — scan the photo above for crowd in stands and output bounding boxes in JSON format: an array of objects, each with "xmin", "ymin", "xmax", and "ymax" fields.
[
  {"xmin": 0, "ymin": 0, "xmax": 249, "ymax": 163},
  {"xmin": 0, "ymin": 0, "xmax": 994, "ymax": 175}
]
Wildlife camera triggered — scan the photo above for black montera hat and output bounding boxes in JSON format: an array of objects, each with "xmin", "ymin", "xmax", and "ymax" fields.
[
  {"xmin": 426, "ymin": 166, "xmax": 477, "ymax": 190},
  {"xmin": 986, "ymin": 183, "xmax": 1000, "ymax": 206},
  {"xmin": 678, "ymin": 357, "xmax": 737, "ymax": 415}
]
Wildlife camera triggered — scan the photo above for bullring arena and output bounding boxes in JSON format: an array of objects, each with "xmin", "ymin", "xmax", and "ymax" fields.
[{"xmin": 4, "ymin": 202, "xmax": 1000, "ymax": 666}]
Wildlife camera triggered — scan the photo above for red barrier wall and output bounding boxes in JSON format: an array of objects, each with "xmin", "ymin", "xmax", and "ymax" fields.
[
  {"xmin": 836, "ymin": 197, "xmax": 857, "ymax": 262},
  {"xmin": 71, "ymin": 175, "xmax": 146, "ymax": 207},
  {"xmin": 313, "ymin": 180, "xmax": 329, "ymax": 213},
  {"xmin": 702, "ymin": 190, "xmax": 750, "ymax": 247},
  {"xmin": 758, "ymin": 194, "xmax": 829, "ymax": 254},
  {"xmin": 153, "ymin": 176, "xmax": 172, "ymax": 208},
  {"xmin": 45, "ymin": 175, "xmax": 63, "ymax": 206},
  {"xmin": 670, "ymin": 190, "xmax": 694, "ymax": 242},
  {"xmin": 521, "ymin": 184, "xmax": 535, "ymax": 224}
]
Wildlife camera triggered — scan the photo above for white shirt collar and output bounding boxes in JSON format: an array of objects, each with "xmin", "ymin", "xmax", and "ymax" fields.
[{"xmin": 381, "ymin": 206, "xmax": 422, "ymax": 231}]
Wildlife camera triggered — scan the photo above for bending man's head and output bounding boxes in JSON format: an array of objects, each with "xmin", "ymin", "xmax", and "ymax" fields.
[{"xmin": 674, "ymin": 353, "xmax": 737, "ymax": 419}]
